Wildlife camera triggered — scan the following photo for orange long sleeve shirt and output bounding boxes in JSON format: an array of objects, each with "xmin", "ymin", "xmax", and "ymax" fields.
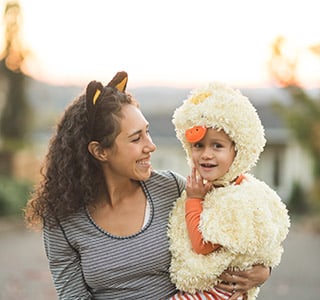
[
  {"xmin": 185, "ymin": 175, "xmax": 246, "ymax": 255},
  {"xmin": 185, "ymin": 198, "xmax": 221, "ymax": 254}
]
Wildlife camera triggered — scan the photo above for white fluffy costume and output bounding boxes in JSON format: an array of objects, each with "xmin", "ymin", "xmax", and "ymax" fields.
[{"xmin": 168, "ymin": 82, "xmax": 290, "ymax": 299}]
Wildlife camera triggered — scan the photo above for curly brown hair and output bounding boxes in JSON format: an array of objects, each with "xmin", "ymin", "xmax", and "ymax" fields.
[{"xmin": 24, "ymin": 79, "xmax": 138, "ymax": 230}]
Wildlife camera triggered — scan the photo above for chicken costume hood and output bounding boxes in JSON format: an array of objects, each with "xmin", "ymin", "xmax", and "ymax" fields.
[{"xmin": 172, "ymin": 82, "xmax": 266, "ymax": 185}]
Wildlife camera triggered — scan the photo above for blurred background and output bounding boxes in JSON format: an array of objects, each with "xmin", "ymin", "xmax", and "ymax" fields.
[{"xmin": 0, "ymin": 0, "xmax": 319, "ymax": 299}]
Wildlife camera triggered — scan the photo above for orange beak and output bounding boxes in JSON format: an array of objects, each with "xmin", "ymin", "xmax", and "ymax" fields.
[{"xmin": 185, "ymin": 126, "xmax": 207, "ymax": 143}]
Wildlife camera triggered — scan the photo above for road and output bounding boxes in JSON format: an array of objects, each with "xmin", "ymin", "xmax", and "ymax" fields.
[
  {"xmin": 258, "ymin": 224, "xmax": 320, "ymax": 300},
  {"xmin": 0, "ymin": 217, "xmax": 319, "ymax": 300}
]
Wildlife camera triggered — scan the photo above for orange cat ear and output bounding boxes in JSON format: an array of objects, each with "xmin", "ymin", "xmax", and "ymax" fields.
[{"xmin": 107, "ymin": 71, "xmax": 128, "ymax": 92}]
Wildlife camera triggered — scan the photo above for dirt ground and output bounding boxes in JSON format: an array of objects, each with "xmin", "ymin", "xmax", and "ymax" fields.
[{"xmin": 0, "ymin": 216, "xmax": 319, "ymax": 300}]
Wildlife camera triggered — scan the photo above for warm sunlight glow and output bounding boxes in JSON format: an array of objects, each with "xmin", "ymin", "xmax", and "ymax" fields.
[{"xmin": 1, "ymin": 0, "xmax": 319, "ymax": 88}]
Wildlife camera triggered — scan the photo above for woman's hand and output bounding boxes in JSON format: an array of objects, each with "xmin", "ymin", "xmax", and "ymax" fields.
[{"xmin": 216, "ymin": 264, "xmax": 270, "ymax": 300}]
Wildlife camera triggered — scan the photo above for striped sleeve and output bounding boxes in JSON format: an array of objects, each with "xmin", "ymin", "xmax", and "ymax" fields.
[
  {"xmin": 169, "ymin": 170, "xmax": 186, "ymax": 196},
  {"xmin": 43, "ymin": 222, "xmax": 92, "ymax": 300}
]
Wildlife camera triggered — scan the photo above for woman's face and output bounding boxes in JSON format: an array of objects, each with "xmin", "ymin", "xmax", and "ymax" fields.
[
  {"xmin": 190, "ymin": 128, "xmax": 236, "ymax": 182},
  {"xmin": 105, "ymin": 104, "xmax": 156, "ymax": 181}
]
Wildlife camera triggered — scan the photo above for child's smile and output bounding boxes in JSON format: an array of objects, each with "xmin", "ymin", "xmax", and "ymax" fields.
[{"xmin": 191, "ymin": 128, "xmax": 236, "ymax": 182}]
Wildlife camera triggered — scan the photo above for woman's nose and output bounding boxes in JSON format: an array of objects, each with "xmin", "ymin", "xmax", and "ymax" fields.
[{"xmin": 144, "ymin": 136, "xmax": 157, "ymax": 153}]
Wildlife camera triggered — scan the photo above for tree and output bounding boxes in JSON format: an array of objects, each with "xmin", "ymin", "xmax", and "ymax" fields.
[
  {"xmin": 269, "ymin": 36, "xmax": 320, "ymax": 210},
  {"xmin": 0, "ymin": 0, "xmax": 31, "ymax": 176}
]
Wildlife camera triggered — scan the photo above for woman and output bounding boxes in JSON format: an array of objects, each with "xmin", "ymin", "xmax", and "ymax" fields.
[{"xmin": 24, "ymin": 71, "xmax": 270, "ymax": 299}]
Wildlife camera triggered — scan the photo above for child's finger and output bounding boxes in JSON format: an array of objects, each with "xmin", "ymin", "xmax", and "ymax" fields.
[{"xmin": 191, "ymin": 167, "xmax": 197, "ymax": 181}]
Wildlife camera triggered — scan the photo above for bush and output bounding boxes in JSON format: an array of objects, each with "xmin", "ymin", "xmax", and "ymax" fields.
[
  {"xmin": 0, "ymin": 176, "xmax": 32, "ymax": 216},
  {"xmin": 287, "ymin": 181, "xmax": 309, "ymax": 215}
]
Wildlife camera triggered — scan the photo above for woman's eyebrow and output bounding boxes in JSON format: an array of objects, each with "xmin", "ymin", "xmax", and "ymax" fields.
[
  {"xmin": 128, "ymin": 129, "xmax": 142, "ymax": 138},
  {"xmin": 127, "ymin": 124, "xmax": 149, "ymax": 138}
]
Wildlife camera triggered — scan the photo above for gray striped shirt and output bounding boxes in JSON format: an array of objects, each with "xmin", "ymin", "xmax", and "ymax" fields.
[{"xmin": 44, "ymin": 170, "xmax": 185, "ymax": 300}]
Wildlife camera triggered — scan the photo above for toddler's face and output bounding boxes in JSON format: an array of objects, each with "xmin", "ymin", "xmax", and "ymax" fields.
[{"xmin": 190, "ymin": 128, "xmax": 236, "ymax": 182}]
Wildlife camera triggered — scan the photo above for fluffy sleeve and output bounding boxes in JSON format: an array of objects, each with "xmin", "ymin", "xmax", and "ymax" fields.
[
  {"xmin": 168, "ymin": 191, "xmax": 235, "ymax": 293},
  {"xmin": 200, "ymin": 174, "xmax": 290, "ymax": 267}
]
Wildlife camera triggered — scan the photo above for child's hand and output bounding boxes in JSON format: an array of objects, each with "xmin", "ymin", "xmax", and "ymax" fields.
[{"xmin": 186, "ymin": 167, "xmax": 213, "ymax": 199}]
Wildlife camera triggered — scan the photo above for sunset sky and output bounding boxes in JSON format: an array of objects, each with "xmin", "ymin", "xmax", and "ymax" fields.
[{"xmin": 1, "ymin": 0, "xmax": 319, "ymax": 88}]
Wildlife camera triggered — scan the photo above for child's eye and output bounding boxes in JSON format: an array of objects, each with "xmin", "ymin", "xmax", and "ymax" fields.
[
  {"xmin": 213, "ymin": 143, "xmax": 223, "ymax": 148},
  {"xmin": 192, "ymin": 143, "xmax": 202, "ymax": 148}
]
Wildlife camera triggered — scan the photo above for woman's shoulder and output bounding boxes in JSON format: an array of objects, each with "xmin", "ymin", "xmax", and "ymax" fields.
[
  {"xmin": 45, "ymin": 210, "xmax": 89, "ymax": 230},
  {"xmin": 150, "ymin": 170, "xmax": 185, "ymax": 184},
  {"xmin": 145, "ymin": 170, "xmax": 186, "ymax": 195}
]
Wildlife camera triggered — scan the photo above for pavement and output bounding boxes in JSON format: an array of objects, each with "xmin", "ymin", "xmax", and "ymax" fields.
[
  {"xmin": 0, "ymin": 218, "xmax": 56, "ymax": 300},
  {"xmin": 258, "ymin": 223, "xmax": 320, "ymax": 300},
  {"xmin": 0, "ymin": 216, "xmax": 319, "ymax": 300}
]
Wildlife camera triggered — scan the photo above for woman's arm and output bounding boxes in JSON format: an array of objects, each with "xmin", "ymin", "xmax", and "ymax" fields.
[
  {"xmin": 216, "ymin": 264, "xmax": 271, "ymax": 300},
  {"xmin": 44, "ymin": 222, "xmax": 92, "ymax": 299}
]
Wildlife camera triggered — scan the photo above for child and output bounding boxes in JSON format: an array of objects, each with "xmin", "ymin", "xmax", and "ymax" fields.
[{"xmin": 167, "ymin": 82, "xmax": 290, "ymax": 300}]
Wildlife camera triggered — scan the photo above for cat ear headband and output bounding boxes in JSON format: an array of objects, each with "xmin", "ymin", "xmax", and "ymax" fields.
[{"xmin": 86, "ymin": 71, "xmax": 128, "ymax": 139}]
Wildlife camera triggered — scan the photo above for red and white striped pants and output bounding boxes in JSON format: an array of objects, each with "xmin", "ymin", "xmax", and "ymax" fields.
[{"xmin": 168, "ymin": 288, "xmax": 243, "ymax": 300}]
